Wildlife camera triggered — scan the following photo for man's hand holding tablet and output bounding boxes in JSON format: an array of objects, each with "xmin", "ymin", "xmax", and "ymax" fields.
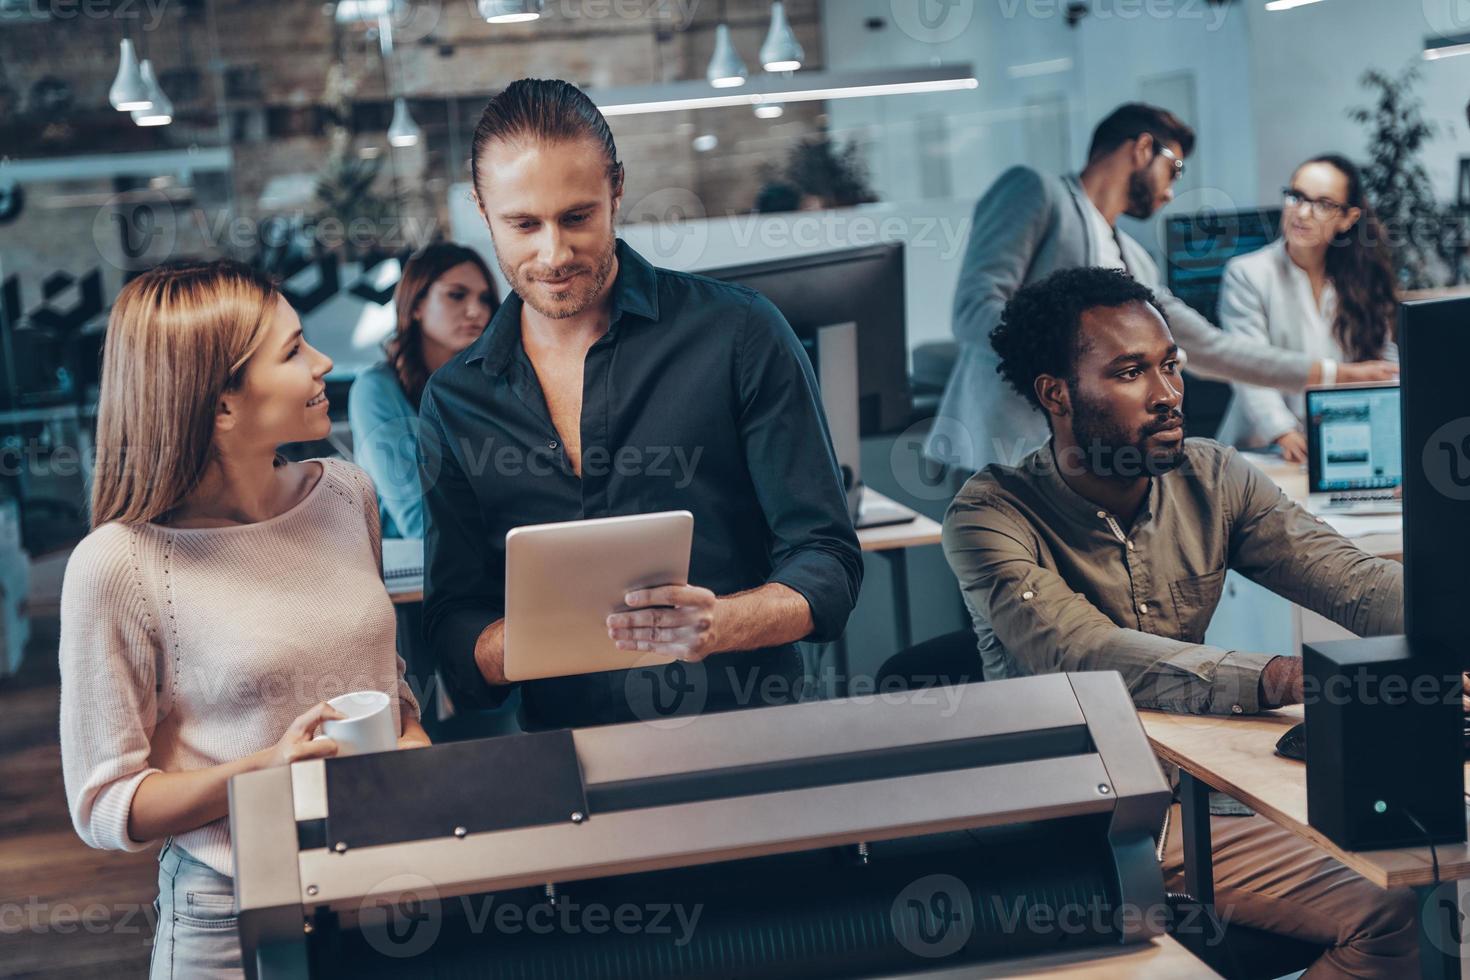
[{"xmin": 608, "ymin": 586, "xmax": 721, "ymax": 662}]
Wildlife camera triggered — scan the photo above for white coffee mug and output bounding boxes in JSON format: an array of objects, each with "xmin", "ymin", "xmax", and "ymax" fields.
[{"xmin": 319, "ymin": 690, "xmax": 396, "ymax": 757}]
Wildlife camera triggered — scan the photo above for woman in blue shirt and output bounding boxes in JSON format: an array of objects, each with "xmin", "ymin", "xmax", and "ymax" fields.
[{"xmin": 349, "ymin": 243, "xmax": 499, "ymax": 538}]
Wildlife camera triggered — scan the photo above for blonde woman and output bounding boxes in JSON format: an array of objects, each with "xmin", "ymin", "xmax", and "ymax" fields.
[{"xmin": 59, "ymin": 260, "xmax": 428, "ymax": 978}]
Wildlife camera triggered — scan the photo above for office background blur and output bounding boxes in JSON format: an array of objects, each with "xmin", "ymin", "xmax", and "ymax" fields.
[{"xmin": 0, "ymin": 3, "xmax": 1468, "ymax": 968}]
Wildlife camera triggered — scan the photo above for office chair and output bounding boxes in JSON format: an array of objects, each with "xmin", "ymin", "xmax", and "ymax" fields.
[{"xmin": 874, "ymin": 629, "xmax": 980, "ymax": 691}]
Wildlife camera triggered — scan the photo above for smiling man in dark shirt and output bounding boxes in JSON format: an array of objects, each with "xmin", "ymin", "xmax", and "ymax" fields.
[{"xmin": 419, "ymin": 78, "xmax": 862, "ymax": 731}]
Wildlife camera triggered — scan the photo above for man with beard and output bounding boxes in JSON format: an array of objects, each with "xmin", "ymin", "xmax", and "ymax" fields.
[
  {"xmin": 925, "ymin": 103, "xmax": 1397, "ymax": 474},
  {"xmin": 418, "ymin": 79, "xmax": 861, "ymax": 731},
  {"xmin": 943, "ymin": 267, "xmax": 1416, "ymax": 977}
]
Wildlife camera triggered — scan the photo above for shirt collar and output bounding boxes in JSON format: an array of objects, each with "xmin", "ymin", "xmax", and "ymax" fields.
[
  {"xmin": 464, "ymin": 238, "xmax": 662, "ymax": 377},
  {"xmin": 1023, "ymin": 440, "xmax": 1162, "ymax": 528}
]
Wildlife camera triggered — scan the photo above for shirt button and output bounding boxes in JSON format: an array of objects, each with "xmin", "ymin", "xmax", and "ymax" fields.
[
  {"xmin": 1022, "ymin": 590, "xmax": 1035, "ymax": 601},
  {"xmin": 1231, "ymin": 705, "xmax": 1244, "ymax": 715},
  {"xmin": 1137, "ymin": 602, "xmax": 1148, "ymax": 615},
  {"xmin": 548, "ymin": 440, "xmax": 559, "ymax": 450},
  {"xmin": 1096, "ymin": 510, "xmax": 1107, "ymax": 519}
]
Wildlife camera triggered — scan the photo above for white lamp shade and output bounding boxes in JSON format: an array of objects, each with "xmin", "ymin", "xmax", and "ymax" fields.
[
  {"xmin": 109, "ymin": 39, "xmax": 152, "ymax": 111},
  {"xmin": 706, "ymin": 24, "xmax": 749, "ymax": 88},
  {"xmin": 478, "ymin": 0, "xmax": 542, "ymax": 23},
  {"xmin": 387, "ymin": 96, "xmax": 422, "ymax": 147},
  {"xmin": 130, "ymin": 60, "xmax": 173, "ymax": 126},
  {"xmin": 760, "ymin": 1, "xmax": 804, "ymax": 72}
]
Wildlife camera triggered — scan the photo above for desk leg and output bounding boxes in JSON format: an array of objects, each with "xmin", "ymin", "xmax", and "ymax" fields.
[
  {"xmin": 1414, "ymin": 882, "xmax": 1461, "ymax": 980},
  {"xmin": 881, "ymin": 550, "xmax": 914, "ymax": 653},
  {"xmin": 1180, "ymin": 771, "xmax": 1215, "ymax": 909},
  {"xmin": 832, "ymin": 635, "xmax": 850, "ymax": 699}
]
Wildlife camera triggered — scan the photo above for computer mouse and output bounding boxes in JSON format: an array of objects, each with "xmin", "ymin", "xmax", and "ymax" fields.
[{"xmin": 1275, "ymin": 721, "xmax": 1306, "ymax": 761}]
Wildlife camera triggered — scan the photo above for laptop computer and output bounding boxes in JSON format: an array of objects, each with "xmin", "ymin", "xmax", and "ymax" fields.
[{"xmin": 1304, "ymin": 381, "xmax": 1402, "ymax": 516}]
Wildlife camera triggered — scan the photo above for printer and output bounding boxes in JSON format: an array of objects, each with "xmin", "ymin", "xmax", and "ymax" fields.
[{"xmin": 230, "ymin": 671, "xmax": 1171, "ymax": 978}]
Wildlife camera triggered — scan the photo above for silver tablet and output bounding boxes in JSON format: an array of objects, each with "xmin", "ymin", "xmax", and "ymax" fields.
[{"xmin": 503, "ymin": 510, "xmax": 694, "ymax": 682}]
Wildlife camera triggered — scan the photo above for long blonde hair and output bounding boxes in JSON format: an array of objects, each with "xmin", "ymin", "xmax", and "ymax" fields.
[{"xmin": 91, "ymin": 260, "xmax": 281, "ymax": 527}]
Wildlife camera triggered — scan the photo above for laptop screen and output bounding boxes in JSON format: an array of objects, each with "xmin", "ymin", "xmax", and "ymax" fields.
[{"xmin": 1305, "ymin": 384, "xmax": 1402, "ymax": 493}]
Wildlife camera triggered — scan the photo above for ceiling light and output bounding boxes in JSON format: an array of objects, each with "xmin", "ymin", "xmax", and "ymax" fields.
[
  {"xmin": 1424, "ymin": 32, "xmax": 1470, "ymax": 60},
  {"xmin": 593, "ymin": 65, "xmax": 978, "ymax": 118},
  {"xmin": 754, "ymin": 102, "xmax": 784, "ymax": 119},
  {"xmin": 108, "ymin": 39, "xmax": 152, "ymax": 111},
  {"xmin": 1263, "ymin": 0, "xmax": 1325, "ymax": 10},
  {"xmin": 1006, "ymin": 57, "xmax": 1073, "ymax": 79},
  {"xmin": 387, "ymin": 96, "xmax": 422, "ymax": 147},
  {"xmin": 693, "ymin": 134, "xmax": 719, "ymax": 152},
  {"xmin": 707, "ymin": 23, "xmax": 749, "ymax": 89},
  {"xmin": 130, "ymin": 61, "xmax": 172, "ymax": 126},
  {"xmin": 478, "ymin": 0, "xmax": 542, "ymax": 23},
  {"xmin": 759, "ymin": 1, "xmax": 804, "ymax": 72},
  {"xmin": 334, "ymin": 0, "xmax": 394, "ymax": 22}
]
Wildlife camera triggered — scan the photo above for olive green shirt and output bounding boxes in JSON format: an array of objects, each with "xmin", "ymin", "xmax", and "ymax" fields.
[{"xmin": 943, "ymin": 438, "xmax": 1404, "ymax": 715}]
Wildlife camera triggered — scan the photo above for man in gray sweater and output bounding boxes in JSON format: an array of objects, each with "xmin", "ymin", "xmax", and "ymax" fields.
[{"xmin": 926, "ymin": 103, "xmax": 1398, "ymax": 474}]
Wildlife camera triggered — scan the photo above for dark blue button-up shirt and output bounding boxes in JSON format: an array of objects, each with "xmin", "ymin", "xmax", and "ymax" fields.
[{"xmin": 419, "ymin": 240, "xmax": 862, "ymax": 730}]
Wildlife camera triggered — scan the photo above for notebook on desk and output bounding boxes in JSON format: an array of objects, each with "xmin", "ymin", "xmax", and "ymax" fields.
[{"xmin": 382, "ymin": 538, "xmax": 424, "ymax": 586}]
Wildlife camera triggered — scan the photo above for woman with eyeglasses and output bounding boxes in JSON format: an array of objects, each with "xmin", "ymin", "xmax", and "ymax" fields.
[{"xmin": 1215, "ymin": 154, "xmax": 1398, "ymax": 462}]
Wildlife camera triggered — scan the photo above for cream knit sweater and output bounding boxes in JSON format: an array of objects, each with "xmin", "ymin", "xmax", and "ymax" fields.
[{"xmin": 59, "ymin": 458, "xmax": 419, "ymax": 877}]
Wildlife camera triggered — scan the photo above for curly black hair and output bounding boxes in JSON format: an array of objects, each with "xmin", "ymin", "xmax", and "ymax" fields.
[{"xmin": 990, "ymin": 267, "xmax": 1164, "ymax": 412}]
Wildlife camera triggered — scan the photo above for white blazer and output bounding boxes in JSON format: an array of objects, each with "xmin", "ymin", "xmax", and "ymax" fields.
[{"xmin": 1214, "ymin": 239, "xmax": 1396, "ymax": 449}]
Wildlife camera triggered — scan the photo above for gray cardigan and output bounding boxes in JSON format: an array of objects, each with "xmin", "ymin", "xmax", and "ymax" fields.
[{"xmin": 925, "ymin": 167, "xmax": 1313, "ymax": 473}]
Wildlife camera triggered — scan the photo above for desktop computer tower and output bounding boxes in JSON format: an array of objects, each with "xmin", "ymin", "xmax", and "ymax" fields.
[{"xmin": 1303, "ymin": 637, "xmax": 1464, "ymax": 850}]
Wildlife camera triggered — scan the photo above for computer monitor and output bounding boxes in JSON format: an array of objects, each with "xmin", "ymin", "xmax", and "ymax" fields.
[
  {"xmin": 1164, "ymin": 207, "xmax": 1281, "ymax": 439},
  {"xmin": 1164, "ymin": 207, "xmax": 1282, "ymax": 319},
  {"xmin": 1304, "ymin": 383, "xmax": 1402, "ymax": 494},
  {"xmin": 1398, "ymin": 294, "xmax": 1470, "ymax": 661},
  {"xmin": 700, "ymin": 243, "xmax": 910, "ymax": 437}
]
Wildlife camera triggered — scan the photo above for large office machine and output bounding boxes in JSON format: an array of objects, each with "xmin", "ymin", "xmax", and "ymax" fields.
[{"xmin": 230, "ymin": 672, "xmax": 1171, "ymax": 978}]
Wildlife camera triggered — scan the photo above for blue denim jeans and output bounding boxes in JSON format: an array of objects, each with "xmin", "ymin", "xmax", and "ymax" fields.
[{"xmin": 149, "ymin": 839, "xmax": 244, "ymax": 979}]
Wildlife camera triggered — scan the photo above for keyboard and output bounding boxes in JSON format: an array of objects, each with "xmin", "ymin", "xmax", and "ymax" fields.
[{"xmin": 1328, "ymin": 491, "xmax": 1398, "ymax": 506}]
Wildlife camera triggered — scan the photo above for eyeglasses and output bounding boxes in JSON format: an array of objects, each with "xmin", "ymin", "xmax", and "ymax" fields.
[
  {"xmin": 1282, "ymin": 187, "xmax": 1348, "ymax": 219},
  {"xmin": 1154, "ymin": 142, "xmax": 1185, "ymax": 182}
]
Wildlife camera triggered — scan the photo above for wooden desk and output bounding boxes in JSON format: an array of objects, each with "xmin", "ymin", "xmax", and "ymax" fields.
[
  {"xmin": 889, "ymin": 934, "xmax": 1217, "ymax": 978},
  {"xmin": 1141, "ymin": 707, "xmax": 1470, "ymax": 978}
]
